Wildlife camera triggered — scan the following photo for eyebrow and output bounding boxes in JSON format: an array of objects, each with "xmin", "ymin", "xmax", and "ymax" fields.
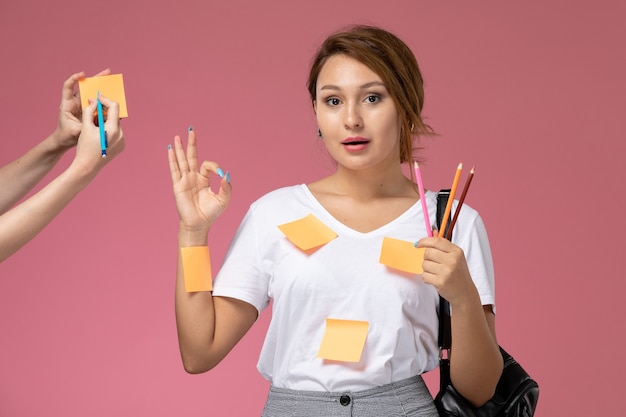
[{"xmin": 319, "ymin": 81, "xmax": 386, "ymax": 91}]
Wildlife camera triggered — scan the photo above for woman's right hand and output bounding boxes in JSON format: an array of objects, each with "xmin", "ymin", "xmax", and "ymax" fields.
[{"xmin": 168, "ymin": 129, "xmax": 231, "ymax": 233}]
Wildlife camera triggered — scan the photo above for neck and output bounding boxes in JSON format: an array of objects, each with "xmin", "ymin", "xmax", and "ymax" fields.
[{"xmin": 329, "ymin": 164, "xmax": 416, "ymax": 200}]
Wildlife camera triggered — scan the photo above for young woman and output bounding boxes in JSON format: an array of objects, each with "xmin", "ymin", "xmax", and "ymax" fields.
[{"xmin": 168, "ymin": 25, "xmax": 502, "ymax": 416}]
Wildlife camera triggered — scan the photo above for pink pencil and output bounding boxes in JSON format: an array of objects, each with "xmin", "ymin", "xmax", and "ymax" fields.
[{"xmin": 413, "ymin": 162, "xmax": 432, "ymax": 237}]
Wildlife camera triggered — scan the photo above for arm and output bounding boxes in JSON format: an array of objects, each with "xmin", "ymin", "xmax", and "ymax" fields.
[
  {"xmin": 0, "ymin": 94, "xmax": 125, "ymax": 262},
  {"xmin": 417, "ymin": 237, "xmax": 503, "ymax": 407},
  {"xmin": 0, "ymin": 70, "xmax": 110, "ymax": 214},
  {"xmin": 168, "ymin": 130, "xmax": 257, "ymax": 374},
  {"xmin": 0, "ymin": 131, "xmax": 72, "ymax": 214}
]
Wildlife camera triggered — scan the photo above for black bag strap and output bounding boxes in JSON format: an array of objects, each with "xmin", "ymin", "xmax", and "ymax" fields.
[{"xmin": 436, "ymin": 190, "xmax": 452, "ymax": 352}]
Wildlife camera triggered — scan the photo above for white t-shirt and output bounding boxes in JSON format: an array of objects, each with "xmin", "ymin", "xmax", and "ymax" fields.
[{"xmin": 212, "ymin": 184, "xmax": 495, "ymax": 392}]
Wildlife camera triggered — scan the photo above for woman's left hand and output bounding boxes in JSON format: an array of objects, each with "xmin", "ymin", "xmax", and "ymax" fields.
[
  {"xmin": 54, "ymin": 68, "xmax": 112, "ymax": 149},
  {"xmin": 416, "ymin": 235, "xmax": 479, "ymax": 306}
]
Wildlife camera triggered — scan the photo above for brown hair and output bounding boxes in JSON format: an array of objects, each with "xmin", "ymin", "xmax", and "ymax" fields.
[{"xmin": 307, "ymin": 25, "xmax": 434, "ymax": 164}]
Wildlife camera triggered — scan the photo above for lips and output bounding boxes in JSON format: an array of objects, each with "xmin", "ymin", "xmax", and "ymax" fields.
[
  {"xmin": 341, "ymin": 136, "xmax": 370, "ymax": 145},
  {"xmin": 341, "ymin": 137, "xmax": 370, "ymax": 152}
]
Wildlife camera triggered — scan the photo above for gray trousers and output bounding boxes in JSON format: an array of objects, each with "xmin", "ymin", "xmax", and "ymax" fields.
[{"xmin": 261, "ymin": 375, "xmax": 439, "ymax": 417}]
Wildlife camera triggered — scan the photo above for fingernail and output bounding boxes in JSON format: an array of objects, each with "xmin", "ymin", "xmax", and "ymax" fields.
[
  {"xmin": 168, "ymin": 144, "xmax": 172, "ymax": 150},
  {"xmin": 216, "ymin": 168, "xmax": 225, "ymax": 178},
  {"xmin": 225, "ymin": 172, "xmax": 230, "ymax": 184},
  {"xmin": 414, "ymin": 241, "xmax": 418, "ymax": 247},
  {"xmin": 188, "ymin": 125, "xmax": 194, "ymax": 133}
]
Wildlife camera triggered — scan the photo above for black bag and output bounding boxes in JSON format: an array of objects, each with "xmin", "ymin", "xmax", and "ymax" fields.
[{"xmin": 434, "ymin": 190, "xmax": 539, "ymax": 417}]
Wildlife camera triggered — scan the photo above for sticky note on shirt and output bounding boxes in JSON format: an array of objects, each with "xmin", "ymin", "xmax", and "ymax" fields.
[
  {"xmin": 379, "ymin": 236, "xmax": 426, "ymax": 274},
  {"xmin": 78, "ymin": 74, "xmax": 128, "ymax": 118},
  {"xmin": 317, "ymin": 318, "xmax": 369, "ymax": 363},
  {"xmin": 277, "ymin": 213, "xmax": 337, "ymax": 251}
]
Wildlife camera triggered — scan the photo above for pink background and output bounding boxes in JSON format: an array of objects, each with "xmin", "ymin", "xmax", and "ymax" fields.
[{"xmin": 1, "ymin": 1, "xmax": 624, "ymax": 415}]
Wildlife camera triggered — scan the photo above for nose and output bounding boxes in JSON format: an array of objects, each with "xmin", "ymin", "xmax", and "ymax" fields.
[{"xmin": 344, "ymin": 103, "xmax": 363, "ymax": 130}]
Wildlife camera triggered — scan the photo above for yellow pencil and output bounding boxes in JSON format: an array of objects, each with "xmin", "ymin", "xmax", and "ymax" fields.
[{"xmin": 438, "ymin": 162, "xmax": 463, "ymax": 238}]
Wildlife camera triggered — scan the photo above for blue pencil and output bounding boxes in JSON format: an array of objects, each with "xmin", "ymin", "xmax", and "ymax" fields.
[{"xmin": 96, "ymin": 91, "xmax": 107, "ymax": 158}]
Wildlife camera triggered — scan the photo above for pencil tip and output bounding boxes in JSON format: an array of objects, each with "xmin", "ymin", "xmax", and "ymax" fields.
[
  {"xmin": 458, "ymin": 162, "xmax": 463, "ymax": 168},
  {"xmin": 470, "ymin": 165, "xmax": 475, "ymax": 173}
]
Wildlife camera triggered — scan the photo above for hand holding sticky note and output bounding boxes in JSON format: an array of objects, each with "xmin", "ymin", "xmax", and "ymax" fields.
[{"xmin": 78, "ymin": 74, "xmax": 128, "ymax": 118}]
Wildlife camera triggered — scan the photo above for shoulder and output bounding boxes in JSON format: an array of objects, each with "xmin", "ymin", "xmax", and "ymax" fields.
[
  {"xmin": 244, "ymin": 184, "xmax": 316, "ymax": 223},
  {"xmin": 232, "ymin": 184, "xmax": 318, "ymax": 244},
  {"xmin": 428, "ymin": 189, "xmax": 481, "ymax": 225},
  {"xmin": 450, "ymin": 201, "xmax": 490, "ymax": 250},
  {"xmin": 430, "ymin": 190, "xmax": 487, "ymax": 241},
  {"xmin": 250, "ymin": 184, "xmax": 307, "ymax": 209}
]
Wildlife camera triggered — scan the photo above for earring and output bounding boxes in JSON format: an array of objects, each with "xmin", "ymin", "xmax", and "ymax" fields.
[{"xmin": 317, "ymin": 129, "xmax": 323, "ymax": 138}]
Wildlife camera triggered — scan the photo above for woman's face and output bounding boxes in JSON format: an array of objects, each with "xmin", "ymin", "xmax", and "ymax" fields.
[{"xmin": 314, "ymin": 54, "xmax": 402, "ymax": 173}]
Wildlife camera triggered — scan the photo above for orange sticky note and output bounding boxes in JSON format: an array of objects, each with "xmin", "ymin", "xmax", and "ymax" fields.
[
  {"xmin": 379, "ymin": 236, "xmax": 426, "ymax": 274},
  {"xmin": 78, "ymin": 74, "xmax": 128, "ymax": 118},
  {"xmin": 317, "ymin": 318, "xmax": 369, "ymax": 363},
  {"xmin": 181, "ymin": 246, "xmax": 212, "ymax": 292},
  {"xmin": 277, "ymin": 214, "xmax": 337, "ymax": 251}
]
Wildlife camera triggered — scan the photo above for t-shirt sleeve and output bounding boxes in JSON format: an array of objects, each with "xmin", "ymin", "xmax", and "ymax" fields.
[
  {"xmin": 453, "ymin": 209, "xmax": 496, "ymax": 311},
  {"xmin": 212, "ymin": 205, "xmax": 271, "ymax": 315}
]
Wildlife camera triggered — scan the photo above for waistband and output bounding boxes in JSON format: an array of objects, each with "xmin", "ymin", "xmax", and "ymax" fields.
[{"xmin": 268, "ymin": 374, "xmax": 428, "ymax": 399}]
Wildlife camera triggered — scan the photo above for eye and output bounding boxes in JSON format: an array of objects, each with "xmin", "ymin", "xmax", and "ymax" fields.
[
  {"xmin": 325, "ymin": 97, "xmax": 341, "ymax": 106},
  {"xmin": 365, "ymin": 94, "xmax": 381, "ymax": 103}
]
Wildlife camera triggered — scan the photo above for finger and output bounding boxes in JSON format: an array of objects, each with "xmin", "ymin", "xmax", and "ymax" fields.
[
  {"xmin": 416, "ymin": 236, "xmax": 453, "ymax": 251},
  {"xmin": 415, "ymin": 236, "xmax": 437, "ymax": 249},
  {"xmin": 92, "ymin": 68, "xmax": 112, "ymax": 77},
  {"xmin": 174, "ymin": 135, "xmax": 190, "ymax": 173},
  {"xmin": 62, "ymin": 71, "xmax": 85, "ymax": 101},
  {"xmin": 82, "ymin": 99, "xmax": 98, "ymax": 127},
  {"xmin": 423, "ymin": 246, "xmax": 449, "ymax": 267},
  {"xmin": 186, "ymin": 129, "xmax": 198, "ymax": 173},
  {"xmin": 109, "ymin": 125, "xmax": 125, "ymax": 149},
  {"xmin": 168, "ymin": 138, "xmax": 182, "ymax": 182},
  {"xmin": 217, "ymin": 172, "xmax": 233, "ymax": 201},
  {"xmin": 97, "ymin": 94, "xmax": 120, "ymax": 125},
  {"xmin": 420, "ymin": 270, "xmax": 439, "ymax": 288},
  {"xmin": 199, "ymin": 160, "xmax": 225, "ymax": 182}
]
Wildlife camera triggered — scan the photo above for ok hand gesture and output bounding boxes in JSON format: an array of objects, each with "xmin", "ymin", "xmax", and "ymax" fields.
[{"xmin": 168, "ymin": 128, "xmax": 231, "ymax": 234}]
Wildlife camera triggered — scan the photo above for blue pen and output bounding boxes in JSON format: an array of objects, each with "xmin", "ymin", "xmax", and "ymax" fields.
[{"xmin": 96, "ymin": 91, "xmax": 107, "ymax": 158}]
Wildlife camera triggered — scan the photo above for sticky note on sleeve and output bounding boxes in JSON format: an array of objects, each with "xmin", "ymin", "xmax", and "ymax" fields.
[
  {"xmin": 78, "ymin": 74, "xmax": 128, "ymax": 118},
  {"xmin": 277, "ymin": 214, "xmax": 337, "ymax": 251},
  {"xmin": 379, "ymin": 236, "xmax": 426, "ymax": 274}
]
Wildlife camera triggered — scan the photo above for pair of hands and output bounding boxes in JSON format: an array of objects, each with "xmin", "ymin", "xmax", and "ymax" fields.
[{"xmin": 55, "ymin": 69, "xmax": 125, "ymax": 174}]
